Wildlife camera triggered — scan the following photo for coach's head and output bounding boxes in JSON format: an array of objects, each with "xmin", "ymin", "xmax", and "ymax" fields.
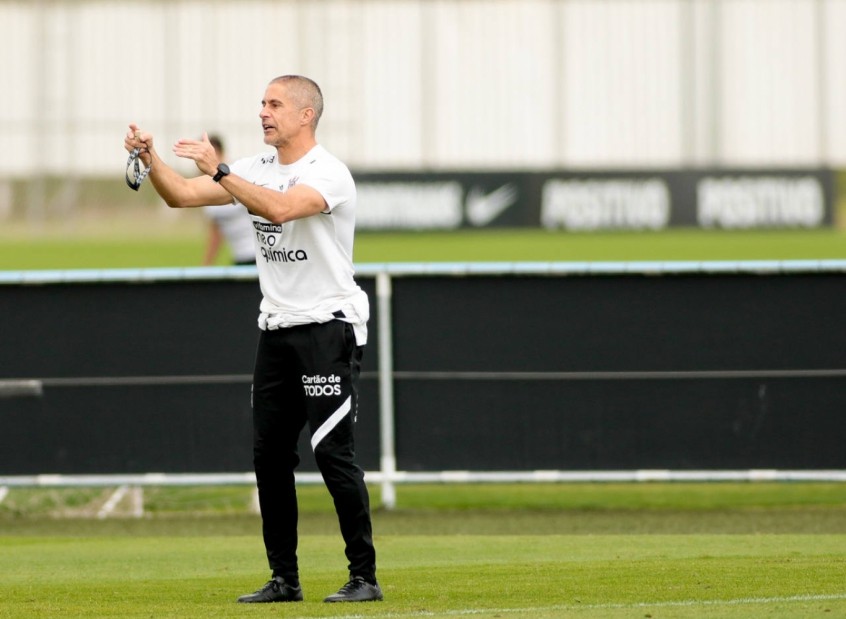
[{"xmin": 260, "ymin": 75, "xmax": 324, "ymax": 148}]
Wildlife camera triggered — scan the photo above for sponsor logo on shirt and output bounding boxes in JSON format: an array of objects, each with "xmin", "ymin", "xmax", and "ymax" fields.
[
  {"xmin": 260, "ymin": 246, "xmax": 309, "ymax": 263},
  {"xmin": 253, "ymin": 221, "xmax": 282, "ymax": 234},
  {"xmin": 252, "ymin": 220, "xmax": 308, "ymax": 264}
]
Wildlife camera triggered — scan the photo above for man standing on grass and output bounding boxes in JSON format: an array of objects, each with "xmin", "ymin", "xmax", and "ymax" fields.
[{"xmin": 123, "ymin": 75, "xmax": 381, "ymax": 604}]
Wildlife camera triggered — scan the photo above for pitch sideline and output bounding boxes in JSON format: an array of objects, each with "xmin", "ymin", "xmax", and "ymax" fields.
[{"xmin": 314, "ymin": 592, "xmax": 846, "ymax": 619}]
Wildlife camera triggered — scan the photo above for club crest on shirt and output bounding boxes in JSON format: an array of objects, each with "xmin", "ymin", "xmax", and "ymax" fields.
[{"xmin": 280, "ymin": 176, "xmax": 300, "ymax": 192}]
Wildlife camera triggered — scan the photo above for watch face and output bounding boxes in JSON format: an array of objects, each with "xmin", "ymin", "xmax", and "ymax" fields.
[{"xmin": 213, "ymin": 163, "xmax": 230, "ymax": 182}]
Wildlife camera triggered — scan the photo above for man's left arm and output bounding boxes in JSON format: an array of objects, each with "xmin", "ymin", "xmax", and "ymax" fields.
[
  {"xmin": 173, "ymin": 134, "xmax": 327, "ymax": 223},
  {"xmin": 217, "ymin": 176, "xmax": 326, "ymax": 224}
]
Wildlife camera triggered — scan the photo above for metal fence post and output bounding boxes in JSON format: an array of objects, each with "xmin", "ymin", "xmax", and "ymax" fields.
[{"xmin": 376, "ymin": 271, "xmax": 397, "ymax": 509}]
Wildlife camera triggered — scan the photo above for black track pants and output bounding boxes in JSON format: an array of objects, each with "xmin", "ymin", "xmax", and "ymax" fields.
[{"xmin": 251, "ymin": 320, "xmax": 376, "ymax": 582}]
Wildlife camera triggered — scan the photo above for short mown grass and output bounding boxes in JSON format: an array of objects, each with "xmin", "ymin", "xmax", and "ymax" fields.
[
  {"xmin": 2, "ymin": 483, "xmax": 846, "ymax": 618},
  {"xmin": 4, "ymin": 227, "xmax": 846, "ymax": 270}
]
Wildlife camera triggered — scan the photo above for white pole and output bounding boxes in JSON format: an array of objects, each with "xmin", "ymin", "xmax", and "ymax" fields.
[{"xmin": 376, "ymin": 271, "xmax": 397, "ymax": 509}]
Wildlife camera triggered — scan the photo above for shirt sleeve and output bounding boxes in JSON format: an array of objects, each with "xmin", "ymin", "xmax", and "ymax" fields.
[{"xmin": 300, "ymin": 158, "xmax": 355, "ymax": 213}]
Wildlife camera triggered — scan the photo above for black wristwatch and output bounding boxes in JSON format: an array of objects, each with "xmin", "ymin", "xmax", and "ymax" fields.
[{"xmin": 212, "ymin": 163, "xmax": 230, "ymax": 183}]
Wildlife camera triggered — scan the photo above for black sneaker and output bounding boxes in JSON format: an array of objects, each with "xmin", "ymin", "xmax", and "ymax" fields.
[
  {"xmin": 237, "ymin": 576, "xmax": 303, "ymax": 603},
  {"xmin": 323, "ymin": 576, "xmax": 383, "ymax": 602}
]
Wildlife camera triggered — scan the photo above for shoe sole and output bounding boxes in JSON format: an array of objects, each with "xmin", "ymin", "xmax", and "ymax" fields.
[
  {"xmin": 324, "ymin": 595, "xmax": 383, "ymax": 603},
  {"xmin": 237, "ymin": 598, "xmax": 303, "ymax": 603}
]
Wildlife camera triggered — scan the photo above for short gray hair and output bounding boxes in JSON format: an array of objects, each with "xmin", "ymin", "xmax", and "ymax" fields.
[{"xmin": 270, "ymin": 75, "xmax": 324, "ymax": 129}]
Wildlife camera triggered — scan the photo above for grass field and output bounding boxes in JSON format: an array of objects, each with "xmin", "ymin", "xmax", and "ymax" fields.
[
  {"xmin": 1, "ymin": 483, "xmax": 845, "ymax": 618},
  {"xmin": 3, "ymin": 170, "xmax": 846, "ymax": 269},
  {"xmin": 4, "ymin": 228, "xmax": 846, "ymax": 270},
  {"xmin": 3, "ymin": 216, "xmax": 846, "ymax": 617}
]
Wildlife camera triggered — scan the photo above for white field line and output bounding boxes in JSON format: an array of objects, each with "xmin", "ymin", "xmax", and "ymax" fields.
[
  {"xmin": 313, "ymin": 592, "xmax": 846, "ymax": 619},
  {"xmin": 96, "ymin": 485, "xmax": 129, "ymax": 519}
]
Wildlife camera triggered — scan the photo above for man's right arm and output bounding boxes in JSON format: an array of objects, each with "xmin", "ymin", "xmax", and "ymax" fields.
[
  {"xmin": 147, "ymin": 148, "xmax": 233, "ymax": 208},
  {"xmin": 125, "ymin": 124, "xmax": 232, "ymax": 209}
]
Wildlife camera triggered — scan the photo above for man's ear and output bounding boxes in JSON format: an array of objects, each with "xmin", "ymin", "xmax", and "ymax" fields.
[{"xmin": 301, "ymin": 107, "xmax": 316, "ymax": 126}]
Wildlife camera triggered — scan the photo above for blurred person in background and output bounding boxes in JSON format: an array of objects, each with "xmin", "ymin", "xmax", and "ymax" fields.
[
  {"xmin": 124, "ymin": 74, "xmax": 380, "ymax": 605},
  {"xmin": 201, "ymin": 135, "xmax": 256, "ymax": 266}
]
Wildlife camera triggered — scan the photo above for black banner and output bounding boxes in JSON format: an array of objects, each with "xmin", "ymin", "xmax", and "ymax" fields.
[
  {"xmin": 354, "ymin": 168, "xmax": 834, "ymax": 230},
  {"xmin": 2, "ymin": 266, "xmax": 846, "ymax": 474}
]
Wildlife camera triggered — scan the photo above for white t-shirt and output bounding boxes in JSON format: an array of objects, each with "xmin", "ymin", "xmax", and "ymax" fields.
[
  {"xmin": 230, "ymin": 144, "xmax": 369, "ymax": 344},
  {"xmin": 203, "ymin": 203, "xmax": 256, "ymax": 263}
]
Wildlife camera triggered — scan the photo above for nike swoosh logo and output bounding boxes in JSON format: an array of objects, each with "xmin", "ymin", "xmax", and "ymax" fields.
[{"xmin": 465, "ymin": 183, "xmax": 519, "ymax": 226}]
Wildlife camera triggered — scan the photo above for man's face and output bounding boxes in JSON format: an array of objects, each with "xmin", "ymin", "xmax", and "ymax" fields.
[{"xmin": 259, "ymin": 82, "xmax": 304, "ymax": 147}]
